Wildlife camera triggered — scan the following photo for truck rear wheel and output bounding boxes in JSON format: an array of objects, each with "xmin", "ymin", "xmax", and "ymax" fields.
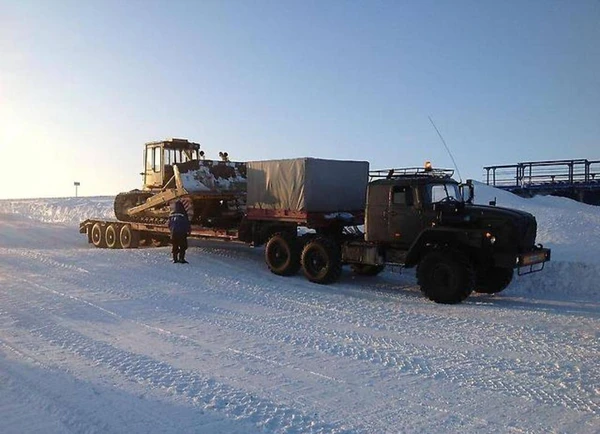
[
  {"xmin": 417, "ymin": 250, "xmax": 474, "ymax": 304},
  {"xmin": 105, "ymin": 224, "xmax": 121, "ymax": 249},
  {"xmin": 265, "ymin": 232, "xmax": 301, "ymax": 276},
  {"xmin": 351, "ymin": 264, "xmax": 385, "ymax": 276},
  {"xmin": 475, "ymin": 267, "xmax": 514, "ymax": 294},
  {"xmin": 91, "ymin": 223, "xmax": 106, "ymax": 248},
  {"xmin": 301, "ymin": 237, "xmax": 342, "ymax": 284},
  {"xmin": 119, "ymin": 225, "xmax": 139, "ymax": 249}
]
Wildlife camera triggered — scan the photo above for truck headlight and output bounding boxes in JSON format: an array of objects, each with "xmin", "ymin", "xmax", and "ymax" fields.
[{"xmin": 485, "ymin": 232, "xmax": 496, "ymax": 244}]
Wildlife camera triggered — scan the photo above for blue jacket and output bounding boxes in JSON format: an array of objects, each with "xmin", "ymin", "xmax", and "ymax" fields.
[{"xmin": 168, "ymin": 201, "xmax": 191, "ymax": 236}]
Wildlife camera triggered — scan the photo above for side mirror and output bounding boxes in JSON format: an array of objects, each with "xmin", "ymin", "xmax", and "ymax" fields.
[{"xmin": 460, "ymin": 180, "xmax": 475, "ymax": 204}]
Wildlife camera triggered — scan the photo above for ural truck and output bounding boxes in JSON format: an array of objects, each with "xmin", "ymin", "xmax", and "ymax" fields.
[{"xmin": 80, "ymin": 138, "xmax": 551, "ymax": 304}]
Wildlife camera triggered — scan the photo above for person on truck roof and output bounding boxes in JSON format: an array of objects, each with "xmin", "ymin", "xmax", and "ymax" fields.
[{"xmin": 168, "ymin": 200, "xmax": 191, "ymax": 263}]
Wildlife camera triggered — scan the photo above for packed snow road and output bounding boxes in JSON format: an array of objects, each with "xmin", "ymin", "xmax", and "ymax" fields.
[{"xmin": 0, "ymin": 211, "xmax": 599, "ymax": 433}]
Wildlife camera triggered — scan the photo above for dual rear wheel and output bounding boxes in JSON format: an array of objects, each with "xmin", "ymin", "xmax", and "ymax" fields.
[{"xmin": 264, "ymin": 234, "xmax": 343, "ymax": 284}]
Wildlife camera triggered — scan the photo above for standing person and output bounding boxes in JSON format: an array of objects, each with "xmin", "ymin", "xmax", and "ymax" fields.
[{"xmin": 168, "ymin": 200, "xmax": 191, "ymax": 263}]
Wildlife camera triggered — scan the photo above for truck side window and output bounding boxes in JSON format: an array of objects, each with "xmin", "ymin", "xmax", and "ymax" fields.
[{"xmin": 392, "ymin": 186, "xmax": 413, "ymax": 206}]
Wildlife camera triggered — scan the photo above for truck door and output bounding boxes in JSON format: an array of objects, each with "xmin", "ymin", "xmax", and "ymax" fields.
[
  {"xmin": 144, "ymin": 145, "xmax": 164, "ymax": 189},
  {"xmin": 387, "ymin": 185, "xmax": 423, "ymax": 248}
]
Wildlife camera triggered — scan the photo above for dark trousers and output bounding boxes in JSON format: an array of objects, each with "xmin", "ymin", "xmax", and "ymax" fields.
[{"xmin": 171, "ymin": 234, "xmax": 188, "ymax": 261}]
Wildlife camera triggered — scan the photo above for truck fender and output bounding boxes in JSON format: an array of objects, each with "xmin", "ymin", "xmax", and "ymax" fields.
[{"xmin": 404, "ymin": 228, "xmax": 472, "ymax": 268}]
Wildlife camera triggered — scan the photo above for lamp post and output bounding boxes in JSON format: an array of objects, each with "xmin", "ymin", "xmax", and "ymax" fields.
[{"xmin": 74, "ymin": 181, "xmax": 80, "ymax": 197}]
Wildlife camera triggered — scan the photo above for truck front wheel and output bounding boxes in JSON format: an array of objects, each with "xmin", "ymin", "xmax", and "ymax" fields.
[
  {"xmin": 475, "ymin": 267, "xmax": 514, "ymax": 294},
  {"xmin": 265, "ymin": 232, "xmax": 301, "ymax": 276},
  {"xmin": 417, "ymin": 250, "xmax": 474, "ymax": 304},
  {"xmin": 301, "ymin": 237, "xmax": 342, "ymax": 284}
]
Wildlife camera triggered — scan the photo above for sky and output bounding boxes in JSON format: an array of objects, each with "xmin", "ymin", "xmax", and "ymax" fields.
[{"xmin": 1, "ymin": 0, "xmax": 599, "ymax": 199}]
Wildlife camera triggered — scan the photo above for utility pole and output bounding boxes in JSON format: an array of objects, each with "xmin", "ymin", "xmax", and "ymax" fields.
[{"xmin": 74, "ymin": 181, "xmax": 80, "ymax": 197}]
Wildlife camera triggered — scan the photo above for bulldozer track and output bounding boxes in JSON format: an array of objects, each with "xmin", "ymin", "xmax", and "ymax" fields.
[{"xmin": 113, "ymin": 191, "xmax": 168, "ymax": 225}]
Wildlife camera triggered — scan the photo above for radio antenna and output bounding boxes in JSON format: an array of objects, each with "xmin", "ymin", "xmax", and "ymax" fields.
[{"xmin": 428, "ymin": 115, "xmax": 463, "ymax": 182}]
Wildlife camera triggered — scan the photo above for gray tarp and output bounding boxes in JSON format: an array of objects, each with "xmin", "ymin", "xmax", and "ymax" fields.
[{"xmin": 247, "ymin": 158, "xmax": 369, "ymax": 212}]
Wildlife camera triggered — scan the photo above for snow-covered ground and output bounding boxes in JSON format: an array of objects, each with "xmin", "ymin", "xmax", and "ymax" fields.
[{"xmin": 0, "ymin": 184, "xmax": 598, "ymax": 433}]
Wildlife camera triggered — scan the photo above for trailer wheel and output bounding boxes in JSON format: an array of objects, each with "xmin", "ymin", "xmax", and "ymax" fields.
[
  {"xmin": 417, "ymin": 250, "xmax": 474, "ymax": 304},
  {"xmin": 301, "ymin": 237, "xmax": 342, "ymax": 284},
  {"xmin": 475, "ymin": 267, "xmax": 514, "ymax": 294},
  {"xmin": 351, "ymin": 264, "xmax": 385, "ymax": 276},
  {"xmin": 265, "ymin": 232, "xmax": 301, "ymax": 276},
  {"xmin": 91, "ymin": 223, "xmax": 107, "ymax": 248},
  {"xmin": 105, "ymin": 224, "xmax": 121, "ymax": 249},
  {"xmin": 119, "ymin": 225, "xmax": 139, "ymax": 249}
]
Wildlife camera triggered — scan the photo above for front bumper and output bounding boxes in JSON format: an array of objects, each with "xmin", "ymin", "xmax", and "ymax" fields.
[{"xmin": 516, "ymin": 246, "xmax": 551, "ymax": 275}]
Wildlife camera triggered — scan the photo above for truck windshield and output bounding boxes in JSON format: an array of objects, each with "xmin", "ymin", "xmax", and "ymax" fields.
[{"xmin": 427, "ymin": 182, "xmax": 462, "ymax": 203}]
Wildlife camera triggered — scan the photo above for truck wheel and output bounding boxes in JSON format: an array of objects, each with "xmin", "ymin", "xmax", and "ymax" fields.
[
  {"xmin": 91, "ymin": 223, "xmax": 107, "ymax": 248},
  {"xmin": 119, "ymin": 224, "xmax": 140, "ymax": 249},
  {"xmin": 351, "ymin": 264, "xmax": 385, "ymax": 276},
  {"xmin": 265, "ymin": 232, "xmax": 301, "ymax": 276},
  {"xmin": 301, "ymin": 237, "xmax": 342, "ymax": 284},
  {"xmin": 475, "ymin": 267, "xmax": 514, "ymax": 294},
  {"xmin": 417, "ymin": 250, "xmax": 474, "ymax": 304},
  {"xmin": 105, "ymin": 224, "xmax": 121, "ymax": 249}
]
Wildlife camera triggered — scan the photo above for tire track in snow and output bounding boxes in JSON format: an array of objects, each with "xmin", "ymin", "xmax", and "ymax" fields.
[
  {"xmin": 0, "ymin": 339, "xmax": 112, "ymax": 434},
  {"xmin": 0, "ymin": 283, "xmax": 353, "ymax": 434},
  {"xmin": 1, "ymin": 277, "xmax": 520, "ymax": 433},
  {"xmin": 0, "ymin": 248, "xmax": 89, "ymax": 274},
  {"xmin": 48, "ymin": 247, "xmax": 600, "ymax": 367},
  {"xmin": 4, "ymin": 247, "xmax": 599, "ymax": 421},
  {"xmin": 198, "ymin": 305, "xmax": 600, "ymax": 416},
  {"xmin": 12, "ymin": 268, "xmax": 600, "ymax": 418},
  {"xmin": 158, "ymin": 245, "xmax": 600, "ymax": 363}
]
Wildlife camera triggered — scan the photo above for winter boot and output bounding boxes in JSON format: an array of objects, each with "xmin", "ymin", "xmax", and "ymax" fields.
[
  {"xmin": 178, "ymin": 251, "xmax": 188, "ymax": 264},
  {"xmin": 172, "ymin": 253, "xmax": 179, "ymax": 263}
]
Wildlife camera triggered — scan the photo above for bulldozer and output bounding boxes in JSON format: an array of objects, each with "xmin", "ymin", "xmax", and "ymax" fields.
[{"xmin": 113, "ymin": 138, "xmax": 247, "ymax": 228}]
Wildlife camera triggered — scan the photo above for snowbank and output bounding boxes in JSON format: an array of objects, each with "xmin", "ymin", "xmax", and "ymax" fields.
[{"xmin": 0, "ymin": 196, "xmax": 114, "ymax": 225}]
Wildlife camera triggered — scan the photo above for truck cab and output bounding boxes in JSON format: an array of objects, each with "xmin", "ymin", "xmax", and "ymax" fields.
[
  {"xmin": 342, "ymin": 164, "xmax": 551, "ymax": 303},
  {"xmin": 365, "ymin": 167, "xmax": 463, "ymax": 246}
]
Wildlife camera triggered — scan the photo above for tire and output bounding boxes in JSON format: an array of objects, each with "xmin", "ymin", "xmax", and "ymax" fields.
[
  {"xmin": 350, "ymin": 264, "xmax": 385, "ymax": 276},
  {"xmin": 475, "ymin": 267, "xmax": 514, "ymax": 294},
  {"xmin": 90, "ymin": 223, "xmax": 107, "ymax": 248},
  {"xmin": 417, "ymin": 250, "xmax": 474, "ymax": 304},
  {"xmin": 119, "ymin": 225, "xmax": 140, "ymax": 249},
  {"xmin": 301, "ymin": 237, "xmax": 342, "ymax": 284},
  {"xmin": 105, "ymin": 224, "xmax": 121, "ymax": 249},
  {"xmin": 265, "ymin": 232, "xmax": 301, "ymax": 276}
]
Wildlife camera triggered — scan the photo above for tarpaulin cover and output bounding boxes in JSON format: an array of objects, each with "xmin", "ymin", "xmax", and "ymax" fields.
[{"xmin": 246, "ymin": 158, "xmax": 369, "ymax": 212}]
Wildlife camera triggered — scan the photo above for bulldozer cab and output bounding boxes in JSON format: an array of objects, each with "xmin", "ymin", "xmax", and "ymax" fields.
[{"xmin": 143, "ymin": 139, "xmax": 201, "ymax": 190}]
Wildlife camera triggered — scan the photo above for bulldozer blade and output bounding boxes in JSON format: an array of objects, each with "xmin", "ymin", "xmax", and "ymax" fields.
[
  {"xmin": 174, "ymin": 160, "xmax": 247, "ymax": 193},
  {"xmin": 126, "ymin": 188, "xmax": 187, "ymax": 216}
]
